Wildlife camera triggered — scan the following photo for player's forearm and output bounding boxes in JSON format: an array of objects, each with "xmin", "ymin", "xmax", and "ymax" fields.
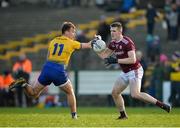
[
  {"xmin": 96, "ymin": 52, "xmax": 107, "ymax": 59},
  {"xmin": 98, "ymin": 48, "xmax": 112, "ymax": 59},
  {"xmin": 117, "ymin": 57, "xmax": 136, "ymax": 64},
  {"xmin": 96, "ymin": 48, "xmax": 111, "ymax": 59},
  {"xmin": 81, "ymin": 42, "xmax": 91, "ymax": 49}
]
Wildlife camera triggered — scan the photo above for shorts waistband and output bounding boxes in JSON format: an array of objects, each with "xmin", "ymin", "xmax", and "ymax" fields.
[
  {"xmin": 48, "ymin": 60, "xmax": 66, "ymax": 65},
  {"xmin": 123, "ymin": 64, "xmax": 142, "ymax": 73},
  {"xmin": 46, "ymin": 61, "xmax": 67, "ymax": 69}
]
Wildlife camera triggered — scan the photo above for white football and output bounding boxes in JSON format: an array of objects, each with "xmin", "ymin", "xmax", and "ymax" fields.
[{"xmin": 93, "ymin": 39, "xmax": 106, "ymax": 52}]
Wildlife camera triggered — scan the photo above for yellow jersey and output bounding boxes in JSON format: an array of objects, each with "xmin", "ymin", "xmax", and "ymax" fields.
[{"xmin": 47, "ymin": 36, "xmax": 81, "ymax": 65}]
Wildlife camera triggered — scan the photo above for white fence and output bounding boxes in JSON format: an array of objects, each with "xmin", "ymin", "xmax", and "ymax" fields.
[
  {"xmin": 30, "ymin": 71, "xmax": 130, "ymax": 95},
  {"xmin": 30, "ymin": 71, "xmax": 171, "ymax": 104},
  {"xmin": 78, "ymin": 71, "xmax": 130, "ymax": 95}
]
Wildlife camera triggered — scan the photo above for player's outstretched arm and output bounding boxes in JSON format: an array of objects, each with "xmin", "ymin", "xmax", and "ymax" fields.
[
  {"xmin": 91, "ymin": 35, "xmax": 113, "ymax": 59},
  {"xmin": 80, "ymin": 35, "xmax": 102, "ymax": 49},
  {"xmin": 96, "ymin": 48, "xmax": 113, "ymax": 59},
  {"xmin": 81, "ymin": 41, "xmax": 92, "ymax": 49}
]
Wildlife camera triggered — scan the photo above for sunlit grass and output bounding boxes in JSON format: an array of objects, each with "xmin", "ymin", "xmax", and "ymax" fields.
[{"xmin": 0, "ymin": 107, "xmax": 179, "ymax": 127}]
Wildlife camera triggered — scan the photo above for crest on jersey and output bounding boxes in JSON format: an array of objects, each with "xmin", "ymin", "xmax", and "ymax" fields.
[
  {"xmin": 115, "ymin": 45, "xmax": 119, "ymax": 49},
  {"xmin": 119, "ymin": 45, "xmax": 122, "ymax": 49}
]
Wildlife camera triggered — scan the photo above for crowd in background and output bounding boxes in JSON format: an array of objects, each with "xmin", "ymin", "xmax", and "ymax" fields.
[
  {"xmin": 0, "ymin": 0, "xmax": 179, "ymax": 107},
  {"xmin": 0, "ymin": 54, "xmax": 34, "ymax": 107}
]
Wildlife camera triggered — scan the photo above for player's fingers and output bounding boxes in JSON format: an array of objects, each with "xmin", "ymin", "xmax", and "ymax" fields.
[
  {"xmin": 104, "ymin": 58, "xmax": 110, "ymax": 66},
  {"xmin": 95, "ymin": 35, "xmax": 102, "ymax": 40},
  {"xmin": 105, "ymin": 63, "xmax": 110, "ymax": 68}
]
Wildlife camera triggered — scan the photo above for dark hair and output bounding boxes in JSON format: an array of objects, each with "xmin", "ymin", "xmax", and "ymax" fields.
[
  {"xmin": 61, "ymin": 22, "xmax": 75, "ymax": 34},
  {"xmin": 110, "ymin": 22, "xmax": 122, "ymax": 31}
]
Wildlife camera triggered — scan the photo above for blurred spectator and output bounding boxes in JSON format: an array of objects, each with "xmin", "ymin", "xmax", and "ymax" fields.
[
  {"xmin": 64, "ymin": 0, "xmax": 70, "ymax": 7},
  {"xmin": 71, "ymin": 29, "xmax": 91, "ymax": 70},
  {"xmin": 151, "ymin": 61, "xmax": 164, "ymax": 100},
  {"xmin": 169, "ymin": 51, "xmax": 180, "ymax": 106},
  {"xmin": 95, "ymin": 0, "xmax": 105, "ymax": 8},
  {"xmin": 13, "ymin": 54, "xmax": 32, "ymax": 81},
  {"xmin": 1, "ymin": 0, "xmax": 9, "ymax": 8},
  {"xmin": 166, "ymin": 4, "xmax": 179, "ymax": 41},
  {"xmin": 152, "ymin": 36, "xmax": 161, "ymax": 62},
  {"xmin": 146, "ymin": 34, "xmax": 153, "ymax": 60},
  {"xmin": 162, "ymin": 58, "xmax": 172, "ymax": 81},
  {"xmin": 0, "ymin": 74, "xmax": 4, "ymax": 89},
  {"xmin": 45, "ymin": 95, "xmax": 56, "ymax": 108},
  {"xmin": 0, "ymin": 74, "xmax": 4, "ymax": 106},
  {"xmin": 49, "ymin": 0, "xmax": 62, "ymax": 8},
  {"xmin": 145, "ymin": 3, "xmax": 159, "ymax": 35},
  {"xmin": 47, "ymin": 0, "xmax": 69, "ymax": 8},
  {"xmin": 3, "ymin": 70, "xmax": 14, "ymax": 88},
  {"xmin": 146, "ymin": 35, "xmax": 161, "ymax": 63},
  {"xmin": 160, "ymin": 53, "xmax": 168, "ymax": 64},
  {"xmin": 118, "ymin": 0, "xmax": 136, "ymax": 13},
  {"xmin": 178, "ymin": 1, "xmax": 180, "ymax": 28},
  {"xmin": 0, "ymin": 70, "xmax": 15, "ymax": 107},
  {"xmin": 81, "ymin": 0, "xmax": 91, "ymax": 7},
  {"xmin": 76, "ymin": 29, "xmax": 89, "ymax": 42},
  {"xmin": 97, "ymin": 15, "xmax": 110, "ymax": 42},
  {"xmin": 12, "ymin": 54, "xmax": 32, "ymax": 107},
  {"xmin": 3, "ymin": 70, "xmax": 15, "ymax": 106},
  {"xmin": 164, "ymin": 0, "xmax": 172, "ymax": 40},
  {"xmin": 146, "ymin": 34, "xmax": 153, "ymax": 59},
  {"xmin": 71, "ymin": 0, "xmax": 81, "ymax": 6}
]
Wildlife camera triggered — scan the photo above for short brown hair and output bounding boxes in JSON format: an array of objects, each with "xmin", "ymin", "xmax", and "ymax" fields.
[
  {"xmin": 61, "ymin": 22, "xmax": 76, "ymax": 34},
  {"xmin": 110, "ymin": 22, "xmax": 122, "ymax": 32}
]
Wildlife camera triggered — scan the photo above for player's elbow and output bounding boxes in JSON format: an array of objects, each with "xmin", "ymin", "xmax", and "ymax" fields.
[{"xmin": 130, "ymin": 58, "xmax": 136, "ymax": 64}]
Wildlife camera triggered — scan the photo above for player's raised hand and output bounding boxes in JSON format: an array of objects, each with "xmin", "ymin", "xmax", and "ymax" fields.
[
  {"xmin": 91, "ymin": 35, "xmax": 102, "ymax": 48},
  {"xmin": 95, "ymin": 35, "xmax": 102, "ymax": 40},
  {"xmin": 90, "ymin": 39, "xmax": 96, "ymax": 48}
]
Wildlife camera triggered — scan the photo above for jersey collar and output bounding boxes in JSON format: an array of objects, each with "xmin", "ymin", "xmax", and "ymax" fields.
[{"xmin": 115, "ymin": 35, "xmax": 123, "ymax": 43}]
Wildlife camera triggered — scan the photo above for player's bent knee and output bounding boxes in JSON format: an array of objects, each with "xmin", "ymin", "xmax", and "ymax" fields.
[
  {"xmin": 130, "ymin": 93, "xmax": 140, "ymax": 99},
  {"xmin": 61, "ymin": 83, "xmax": 74, "ymax": 95},
  {"xmin": 112, "ymin": 90, "xmax": 119, "ymax": 98}
]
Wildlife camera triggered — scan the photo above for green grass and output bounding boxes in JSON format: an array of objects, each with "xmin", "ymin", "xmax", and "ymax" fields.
[{"xmin": 0, "ymin": 107, "xmax": 179, "ymax": 127}]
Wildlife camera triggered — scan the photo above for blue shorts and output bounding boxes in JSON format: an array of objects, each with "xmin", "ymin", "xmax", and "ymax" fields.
[{"xmin": 38, "ymin": 61, "xmax": 68, "ymax": 86}]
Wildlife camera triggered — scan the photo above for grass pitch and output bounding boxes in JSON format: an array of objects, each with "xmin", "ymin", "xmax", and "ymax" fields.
[{"xmin": 0, "ymin": 107, "xmax": 179, "ymax": 127}]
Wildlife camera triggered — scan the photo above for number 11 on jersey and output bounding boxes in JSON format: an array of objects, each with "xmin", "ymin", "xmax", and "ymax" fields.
[{"xmin": 52, "ymin": 43, "xmax": 64, "ymax": 56}]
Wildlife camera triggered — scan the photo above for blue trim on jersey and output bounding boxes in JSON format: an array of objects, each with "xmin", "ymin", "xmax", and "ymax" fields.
[{"xmin": 38, "ymin": 61, "xmax": 68, "ymax": 86}]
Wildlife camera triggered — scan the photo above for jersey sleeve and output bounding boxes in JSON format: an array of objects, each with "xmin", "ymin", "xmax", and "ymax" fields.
[
  {"xmin": 126, "ymin": 40, "xmax": 135, "ymax": 51},
  {"xmin": 73, "ymin": 40, "xmax": 81, "ymax": 50}
]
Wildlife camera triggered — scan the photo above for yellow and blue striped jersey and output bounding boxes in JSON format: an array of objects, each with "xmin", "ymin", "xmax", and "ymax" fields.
[{"xmin": 47, "ymin": 36, "xmax": 81, "ymax": 65}]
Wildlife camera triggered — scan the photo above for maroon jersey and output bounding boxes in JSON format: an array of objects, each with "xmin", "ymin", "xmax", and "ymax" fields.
[{"xmin": 108, "ymin": 36, "xmax": 141, "ymax": 73}]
